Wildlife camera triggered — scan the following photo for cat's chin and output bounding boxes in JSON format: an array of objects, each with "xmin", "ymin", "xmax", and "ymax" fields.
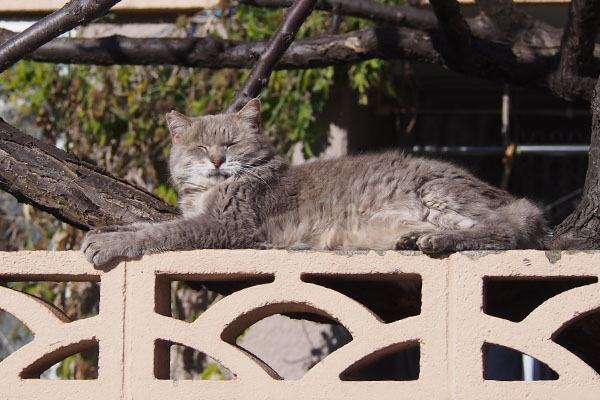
[
  {"xmin": 205, "ymin": 171, "xmax": 231, "ymax": 185},
  {"xmin": 208, "ymin": 170, "xmax": 229, "ymax": 178}
]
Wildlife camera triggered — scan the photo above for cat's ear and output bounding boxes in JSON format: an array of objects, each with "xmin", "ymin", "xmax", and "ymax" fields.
[
  {"xmin": 237, "ymin": 98, "xmax": 261, "ymax": 131},
  {"xmin": 166, "ymin": 110, "xmax": 191, "ymax": 142}
]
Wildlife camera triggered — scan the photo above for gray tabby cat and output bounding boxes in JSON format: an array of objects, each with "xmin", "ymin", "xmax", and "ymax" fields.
[{"xmin": 82, "ymin": 98, "xmax": 547, "ymax": 265}]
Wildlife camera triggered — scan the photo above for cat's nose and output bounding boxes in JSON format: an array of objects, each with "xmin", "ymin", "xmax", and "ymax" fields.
[{"xmin": 212, "ymin": 158, "xmax": 224, "ymax": 168}]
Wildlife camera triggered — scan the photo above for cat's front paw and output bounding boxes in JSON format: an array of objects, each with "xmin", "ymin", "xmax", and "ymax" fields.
[{"xmin": 82, "ymin": 230, "xmax": 136, "ymax": 266}]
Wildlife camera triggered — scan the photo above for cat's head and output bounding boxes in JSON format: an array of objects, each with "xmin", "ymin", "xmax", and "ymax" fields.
[{"xmin": 166, "ymin": 98, "xmax": 276, "ymax": 192}]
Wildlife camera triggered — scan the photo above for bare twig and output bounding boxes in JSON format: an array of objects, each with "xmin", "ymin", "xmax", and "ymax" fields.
[
  {"xmin": 224, "ymin": 0, "xmax": 317, "ymax": 113},
  {"xmin": 0, "ymin": 0, "xmax": 121, "ymax": 73}
]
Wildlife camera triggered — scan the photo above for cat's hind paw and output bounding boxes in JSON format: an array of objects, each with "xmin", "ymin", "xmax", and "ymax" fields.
[
  {"xmin": 395, "ymin": 233, "xmax": 420, "ymax": 250},
  {"xmin": 416, "ymin": 232, "xmax": 455, "ymax": 254}
]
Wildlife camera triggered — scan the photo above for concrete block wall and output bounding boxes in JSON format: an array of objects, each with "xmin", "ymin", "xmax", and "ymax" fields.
[{"xmin": 0, "ymin": 250, "xmax": 599, "ymax": 399}]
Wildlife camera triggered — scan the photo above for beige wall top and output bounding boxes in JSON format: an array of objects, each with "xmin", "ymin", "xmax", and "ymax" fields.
[
  {"xmin": 0, "ymin": 0, "xmax": 570, "ymax": 13},
  {"xmin": 0, "ymin": 0, "xmax": 220, "ymax": 13}
]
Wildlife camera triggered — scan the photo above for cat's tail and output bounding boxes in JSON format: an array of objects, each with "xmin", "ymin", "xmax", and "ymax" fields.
[{"xmin": 498, "ymin": 198, "xmax": 550, "ymax": 250}]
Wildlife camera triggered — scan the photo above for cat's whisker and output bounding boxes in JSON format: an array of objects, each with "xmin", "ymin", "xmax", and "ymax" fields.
[
  {"xmin": 239, "ymin": 167, "xmax": 271, "ymax": 187},
  {"xmin": 239, "ymin": 159, "xmax": 267, "ymax": 169},
  {"xmin": 239, "ymin": 167, "xmax": 272, "ymax": 191}
]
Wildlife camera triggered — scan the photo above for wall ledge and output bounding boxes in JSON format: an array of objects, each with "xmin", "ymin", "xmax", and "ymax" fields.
[{"xmin": 0, "ymin": 249, "xmax": 599, "ymax": 399}]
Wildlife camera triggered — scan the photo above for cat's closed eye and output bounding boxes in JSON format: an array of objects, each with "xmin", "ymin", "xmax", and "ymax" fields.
[
  {"xmin": 226, "ymin": 142, "xmax": 238, "ymax": 149},
  {"xmin": 197, "ymin": 145, "xmax": 208, "ymax": 151}
]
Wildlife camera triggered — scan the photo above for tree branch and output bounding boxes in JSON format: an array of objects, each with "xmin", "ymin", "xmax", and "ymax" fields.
[
  {"xmin": 0, "ymin": 119, "xmax": 178, "ymax": 230},
  {"xmin": 474, "ymin": 0, "xmax": 537, "ymax": 39},
  {"xmin": 429, "ymin": 0, "xmax": 473, "ymax": 52},
  {"xmin": 428, "ymin": 0, "xmax": 518, "ymax": 86},
  {"xmin": 242, "ymin": 0, "xmax": 563, "ymax": 48},
  {"xmin": 1, "ymin": 21, "xmax": 595, "ymax": 102},
  {"xmin": 0, "ymin": 27, "xmax": 440, "ymax": 69},
  {"xmin": 238, "ymin": 0, "xmax": 438, "ymax": 30},
  {"xmin": 0, "ymin": 0, "xmax": 121, "ymax": 73},
  {"xmin": 550, "ymin": 0, "xmax": 600, "ymax": 101},
  {"xmin": 224, "ymin": 0, "xmax": 317, "ymax": 113},
  {"xmin": 557, "ymin": 0, "xmax": 600, "ymax": 76}
]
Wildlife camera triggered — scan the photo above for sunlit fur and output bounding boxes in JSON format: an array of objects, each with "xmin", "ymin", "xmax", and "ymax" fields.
[{"xmin": 82, "ymin": 98, "xmax": 548, "ymax": 265}]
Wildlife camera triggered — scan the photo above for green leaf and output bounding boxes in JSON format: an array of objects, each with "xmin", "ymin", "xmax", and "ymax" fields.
[{"xmin": 201, "ymin": 362, "xmax": 224, "ymax": 380}]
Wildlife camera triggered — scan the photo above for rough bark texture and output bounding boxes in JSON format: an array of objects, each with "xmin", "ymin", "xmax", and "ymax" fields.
[
  {"xmin": 549, "ymin": 0, "xmax": 600, "ymax": 101},
  {"xmin": 0, "ymin": 119, "xmax": 178, "ymax": 230},
  {"xmin": 551, "ymin": 76, "xmax": 600, "ymax": 249},
  {"xmin": 475, "ymin": 0, "xmax": 542, "ymax": 40},
  {"xmin": 225, "ymin": 0, "xmax": 317, "ymax": 113},
  {"xmin": 548, "ymin": 0, "xmax": 600, "ymax": 247},
  {"xmin": 0, "ymin": 26, "xmax": 440, "ymax": 69},
  {"xmin": 0, "ymin": 0, "xmax": 121, "ymax": 73}
]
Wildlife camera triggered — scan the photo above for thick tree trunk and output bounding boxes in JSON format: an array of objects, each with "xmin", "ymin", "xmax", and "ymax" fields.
[
  {"xmin": 0, "ymin": 119, "xmax": 178, "ymax": 230},
  {"xmin": 550, "ymin": 0, "xmax": 600, "ymax": 248},
  {"xmin": 549, "ymin": 0, "xmax": 600, "ymax": 102},
  {"xmin": 552, "ymin": 75, "xmax": 600, "ymax": 249}
]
